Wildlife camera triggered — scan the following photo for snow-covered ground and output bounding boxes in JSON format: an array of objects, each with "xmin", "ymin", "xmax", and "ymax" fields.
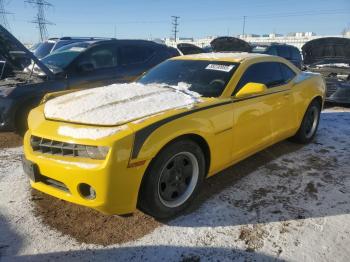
[{"xmin": 0, "ymin": 108, "xmax": 350, "ymax": 262}]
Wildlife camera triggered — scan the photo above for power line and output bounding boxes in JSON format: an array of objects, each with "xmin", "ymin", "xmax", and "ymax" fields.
[
  {"xmin": 0, "ymin": 0, "xmax": 12, "ymax": 31},
  {"xmin": 12, "ymin": 9, "xmax": 349, "ymax": 26},
  {"xmin": 25, "ymin": 0, "xmax": 54, "ymax": 42},
  {"xmin": 171, "ymin": 15, "xmax": 179, "ymax": 42},
  {"xmin": 242, "ymin": 16, "xmax": 246, "ymax": 36}
]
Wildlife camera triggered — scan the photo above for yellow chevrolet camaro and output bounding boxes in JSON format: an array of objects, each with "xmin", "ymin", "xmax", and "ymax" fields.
[{"xmin": 22, "ymin": 53, "xmax": 325, "ymax": 218}]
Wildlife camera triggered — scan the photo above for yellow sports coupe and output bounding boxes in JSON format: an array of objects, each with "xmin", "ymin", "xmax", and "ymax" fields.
[{"xmin": 22, "ymin": 53, "xmax": 326, "ymax": 218}]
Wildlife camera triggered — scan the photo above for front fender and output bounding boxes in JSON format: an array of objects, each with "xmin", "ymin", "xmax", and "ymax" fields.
[{"xmin": 130, "ymin": 102, "xmax": 234, "ymax": 175}]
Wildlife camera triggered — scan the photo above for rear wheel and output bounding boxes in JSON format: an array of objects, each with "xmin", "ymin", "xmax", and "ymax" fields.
[
  {"xmin": 138, "ymin": 139, "xmax": 206, "ymax": 219},
  {"xmin": 292, "ymin": 100, "xmax": 321, "ymax": 144}
]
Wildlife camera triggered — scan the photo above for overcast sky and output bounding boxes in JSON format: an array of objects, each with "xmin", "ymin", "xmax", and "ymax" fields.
[{"xmin": 4, "ymin": 0, "xmax": 350, "ymax": 43}]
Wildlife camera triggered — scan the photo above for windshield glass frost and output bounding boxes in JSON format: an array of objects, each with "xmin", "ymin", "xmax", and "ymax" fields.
[{"xmin": 138, "ymin": 60, "xmax": 239, "ymax": 97}]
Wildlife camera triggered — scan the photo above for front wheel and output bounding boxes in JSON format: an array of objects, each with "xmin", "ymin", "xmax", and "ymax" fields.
[
  {"xmin": 292, "ymin": 100, "xmax": 321, "ymax": 144},
  {"xmin": 138, "ymin": 139, "xmax": 206, "ymax": 219}
]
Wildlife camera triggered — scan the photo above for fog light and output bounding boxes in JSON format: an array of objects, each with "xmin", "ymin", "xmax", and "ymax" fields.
[{"xmin": 78, "ymin": 183, "xmax": 96, "ymax": 200}]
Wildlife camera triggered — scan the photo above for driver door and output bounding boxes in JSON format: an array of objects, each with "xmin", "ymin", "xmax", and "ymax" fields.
[{"xmin": 231, "ymin": 61, "xmax": 294, "ymax": 162}]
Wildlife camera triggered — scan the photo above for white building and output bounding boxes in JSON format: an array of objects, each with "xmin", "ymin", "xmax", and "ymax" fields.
[{"xmin": 164, "ymin": 32, "xmax": 350, "ymax": 50}]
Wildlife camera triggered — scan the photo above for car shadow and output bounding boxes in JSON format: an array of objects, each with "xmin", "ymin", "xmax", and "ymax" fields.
[
  {"xmin": 8, "ymin": 246, "xmax": 285, "ymax": 262},
  {"xmin": 0, "ymin": 204, "xmax": 284, "ymax": 261},
  {"xmin": 0, "ymin": 214, "xmax": 23, "ymax": 260}
]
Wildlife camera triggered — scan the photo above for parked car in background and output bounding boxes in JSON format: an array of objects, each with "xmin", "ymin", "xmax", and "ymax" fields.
[
  {"xmin": 0, "ymin": 25, "xmax": 180, "ymax": 132},
  {"xmin": 23, "ymin": 53, "xmax": 325, "ymax": 218},
  {"xmin": 302, "ymin": 37, "xmax": 350, "ymax": 104},
  {"xmin": 31, "ymin": 37, "xmax": 115, "ymax": 59},
  {"xmin": 251, "ymin": 43, "xmax": 303, "ymax": 69},
  {"xmin": 177, "ymin": 43, "xmax": 206, "ymax": 55},
  {"xmin": 210, "ymin": 36, "xmax": 252, "ymax": 52},
  {"xmin": 176, "ymin": 37, "xmax": 252, "ymax": 55}
]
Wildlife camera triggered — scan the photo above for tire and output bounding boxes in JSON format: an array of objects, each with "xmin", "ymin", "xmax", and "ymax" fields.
[
  {"xmin": 138, "ymin": 139, "xmax": 206, "ymax": 219},
  {"xmin": 292, "ymin": 100, "xmax": 321, "ymax": 144}
]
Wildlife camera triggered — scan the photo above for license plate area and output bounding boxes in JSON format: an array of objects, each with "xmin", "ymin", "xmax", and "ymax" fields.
[{"xmin": 22, "ymin": 156, "xmax": 41, "ymax": 182}]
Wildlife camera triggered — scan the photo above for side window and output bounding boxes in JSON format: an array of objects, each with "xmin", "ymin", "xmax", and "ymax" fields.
[
  {"xmin": 120, "ymin": 45, "xmax": 155, "ymax": 65},
  {"xmin": 279, "ymin": 63, "xmax": 296, "ymax": 83},
  {"xmin": 277, "ymin": 46, "xmax": 291, "ymax": 59},
  {"xmin": 77, "ymin": 45, "xmax": 118, "ymax": 70},
  {"xmin": 233, "ymin": 62, "xmax": 285, "ymax": 94},
  {"xmin": 267, "ymin": 46, "xmax": 278, "ymax": 56}
]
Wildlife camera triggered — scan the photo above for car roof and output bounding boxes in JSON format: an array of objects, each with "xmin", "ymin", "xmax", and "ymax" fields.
[{"xmin": 172, "ymin": 52, "xmax": 270, "ymax": 63}]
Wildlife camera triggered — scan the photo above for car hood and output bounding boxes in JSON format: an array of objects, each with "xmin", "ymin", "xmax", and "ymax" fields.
[
  {"xmin": 0, "ymin": 25, "xmax": 54, "ymax": 79},
  {"xmin": 44, "ymin": 82, "xmax": 204, "ymax": 126},
  {"xmin": 177, "ymin": 43, "xmax": 206, "ymax": 55},
  {"xmin": 210, "ymin": 37, "xmax": 252, "ymax": 52},
  {"xmin": 302, "ymin": 37, "xmax": 350, "ymax": 65}
]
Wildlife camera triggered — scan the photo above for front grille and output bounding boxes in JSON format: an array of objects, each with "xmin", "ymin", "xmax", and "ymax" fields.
[{"xmin": 31, "ymin": 136, "xmax": 96, "ymax": 158}]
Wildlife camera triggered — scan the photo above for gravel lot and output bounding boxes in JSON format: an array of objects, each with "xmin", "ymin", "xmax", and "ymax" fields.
[{"xmin": 0, "ymin": 107, "xmax": 349, "ymax": 261}]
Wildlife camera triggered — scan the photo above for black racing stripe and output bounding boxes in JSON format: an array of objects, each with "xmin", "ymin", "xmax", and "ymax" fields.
[
  {"xmin": 131, "ymin": 101, "xmax": 232, "ymax": 159},
  {"xmin": 131, "ymin": 89, "xmax": 288, "ymax": 159},
  {"xmin": 232, "ymin": 89, "xmax": 288, "ymax": 102}
]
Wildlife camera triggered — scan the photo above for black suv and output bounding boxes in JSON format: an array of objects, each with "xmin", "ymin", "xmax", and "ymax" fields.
[
  {"xmin": 0, "ymin": 25, "xmax": 180, "ymax": 132},
  {"xmin": 31, "ymin": 36, "xmax": 115, "ymax": 59},
  {"xmin": 252, "ymin": 43, "xmax": 303, "ymax": 69}
]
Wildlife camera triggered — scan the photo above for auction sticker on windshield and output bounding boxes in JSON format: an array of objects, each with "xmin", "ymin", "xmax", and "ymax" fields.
[{"xmin": 205, "ymin": 64, "xmax": 235, "ymax": 72}]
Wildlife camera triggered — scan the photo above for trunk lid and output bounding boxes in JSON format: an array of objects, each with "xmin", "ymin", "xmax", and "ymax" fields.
[
  {"xmin": 302, "ymin": 37, "xmax": 350, "ymax": 65},
  {"xmin": 210, "ymin": 37, "xmax": 252, "ymax": 52}
]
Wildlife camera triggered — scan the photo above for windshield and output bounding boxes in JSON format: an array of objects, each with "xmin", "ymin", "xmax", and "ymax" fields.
[
  {"xmin": 138, "ymin": 59, "xmax": 239, "ymax": 97},
  {"xmin": 33, "ymin": 42, "xmax": 55, "ymax": 59},
  {"xmin": 41, "ymin": 42, "xmax": 89, "ymax": 71}
]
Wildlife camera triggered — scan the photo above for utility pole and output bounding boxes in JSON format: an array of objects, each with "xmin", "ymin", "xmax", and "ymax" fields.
[
  {"xmin": 25, "ymin": 0, "xmax": 54, "ymax": 42},
  {"xmin": 242, "ymin": 15, "xmax": 246, "ymax": 38},
  {"xmin": 0, "ymin": 0, "xmax": 12, "ymax": 31},
  {"xmin": 171, "ymin": 15, "xmax": 179, "ymax": 42}
]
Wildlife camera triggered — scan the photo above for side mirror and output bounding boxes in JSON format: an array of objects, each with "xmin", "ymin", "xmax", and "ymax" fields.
[
  {"xmin": 235, "ymin": 82, "xmax": 267, "ymax": 99},
  {"xmin": 77, "ymin": 62, "xmax": 94, "ymax": 73}
]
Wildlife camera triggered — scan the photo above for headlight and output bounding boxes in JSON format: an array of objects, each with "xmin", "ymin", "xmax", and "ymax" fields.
[
  {"xmin": 30, "ymin": 135, "xmax": 110, "ymax": 160},
  {"xmin": 0, "ymin": 87, "xmax": 15, "ymax": 98},
  {"xmin": 84, "ymin": 146, "xmax": 110, "ymax": 160},
  {"xmin": 73, "ymin": 145, "xmax": 110, "ymax": 160}
]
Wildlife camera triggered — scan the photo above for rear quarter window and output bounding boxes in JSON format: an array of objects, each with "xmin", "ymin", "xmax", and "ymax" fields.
[{"xmin": 279, "ymin": 63, "xmax": 296, "ymax": 83}]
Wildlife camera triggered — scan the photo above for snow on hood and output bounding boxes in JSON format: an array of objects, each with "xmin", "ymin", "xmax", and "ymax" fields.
[{"xmin": 44, "ymin": 82, "xmax": 201, "ymax": 126}]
